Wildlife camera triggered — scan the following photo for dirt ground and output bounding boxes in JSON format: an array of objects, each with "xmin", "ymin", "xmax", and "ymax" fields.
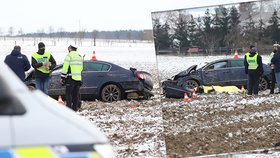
[
  {"xmin": 76, "ymin": 89, "xmax": 280, "ymax": 158},
  {"xmin": 77, "ymin": 91, "xmax": 166, "ymax": 158},
  {"xmin": 162, "ymin": 92, "xmax": 280, "ymax": 157}
]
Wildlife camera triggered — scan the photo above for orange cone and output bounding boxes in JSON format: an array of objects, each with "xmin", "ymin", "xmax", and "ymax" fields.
[
  {"xmin": 183, "ymin": 93, "xmax": 190, "ymax": 102},
  {"xmin": 241, "ymin": 85, "xmax": 245, "ymax": 92},
  {"xmin": 91, "ymin": 50, "xmax": 97, "ymax": 60},
  {"xmin": 241, "ymin": 85, "xmax": 246, "ymax": 96},
  {"xmin": 192, "ymin": 89, "xmax": 197, "ymax": 99},
  {"xmin": 57, "ymin": 95, "xmax": 64, "ymax": 105},
  {"xmin": 233, "ymin": 50, "xmax": 239, "ymax": 59}
]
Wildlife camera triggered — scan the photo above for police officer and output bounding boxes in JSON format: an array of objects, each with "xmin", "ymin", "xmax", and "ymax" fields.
[
  {"xmin": 244, "ymin": 46, "xmax": 263, "ymax": 95},
  {"xmin": 31, "ymin": 42, "xmax": 56, "ymax": 94},
  {"xmin": 268, "ymin": 44, "xmax": 278, "ymax": 94},
  {"xmin": 272, "ymin": 45, "xmax": 280, "ymax": 94},
  {"xmin": 60, "ymin": 45, "xmax": 83, "ymax": 111}
]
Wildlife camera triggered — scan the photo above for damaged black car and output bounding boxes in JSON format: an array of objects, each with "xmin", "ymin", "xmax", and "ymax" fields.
[
  {"xmin": 163, "ymin": 58, "xmax": 272, "ymax": 98},
  {"xmin": 25, "ymin": 60, "xmax": 154, "ymax": 102}
]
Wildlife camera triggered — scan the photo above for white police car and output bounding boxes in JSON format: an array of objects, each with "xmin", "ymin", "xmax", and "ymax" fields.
[{"xmin": 0, "ymin": 64, "xmax": 115, "ymax": 158}]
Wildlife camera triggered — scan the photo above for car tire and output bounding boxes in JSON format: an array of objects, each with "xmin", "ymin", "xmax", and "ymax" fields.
[
  {"xmin": 27, "ymin": 85, "xmax": 36, "ymax": 91},
  {"xmin": 101, "ymin": 84, "xmax": 122, "ymax": 102},
  {"xmin": 183, "ymin": 79, "xmax": 199, "ymax": 89},
  {"xmin": 259, "ymin": 77, "xmax": 268, "ymax": 91}
]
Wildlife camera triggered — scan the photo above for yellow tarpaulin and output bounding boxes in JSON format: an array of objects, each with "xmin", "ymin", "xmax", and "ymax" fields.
[{"xmin": 202, "ymin": 86, "xmax": 242, "ymax": 94}]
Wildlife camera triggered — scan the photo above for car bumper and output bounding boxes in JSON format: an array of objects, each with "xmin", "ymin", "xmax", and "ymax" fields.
[{"xmin": 120, "ymin": 81, "xmax": 153, "ymax": 97}]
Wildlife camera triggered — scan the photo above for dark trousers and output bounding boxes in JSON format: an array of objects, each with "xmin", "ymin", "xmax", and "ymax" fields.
[
  {"xmin": 270, "ymin": 69, "xmax": 276, "ymax": 94},
  {"xmin": 247, "ymin": 74, "xmax": 260, "ymax": 95},
  {"xmin": 65, "ymin": 78, "xmax": 81, "ymax": 111}
]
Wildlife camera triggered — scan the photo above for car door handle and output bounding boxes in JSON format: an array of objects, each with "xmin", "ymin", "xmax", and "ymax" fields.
[
  {"xmin": 97, "ymin": 75, "xmax": 104, "ymax": 77},
  {"xmin": 223, "ymin": 70, "xmax": 230, "ymax": 73}
]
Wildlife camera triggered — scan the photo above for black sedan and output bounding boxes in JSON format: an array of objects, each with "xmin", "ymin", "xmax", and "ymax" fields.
[
  {"xmin": 170, "ymin": 58, "xmax": 272, "ymax": 91},
  {"xmin": 25, "ymin": 60, "xmax": 154, "ymax": 102}
]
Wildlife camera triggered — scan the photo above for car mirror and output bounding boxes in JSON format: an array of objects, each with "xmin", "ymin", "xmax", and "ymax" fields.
[
  {"xmin": 0, "ymin": 95, "xmax": 26, "ymax": 115},
  {"xmin": 0, "ymin": 79, "xmax": 26, "ymax": 115}
]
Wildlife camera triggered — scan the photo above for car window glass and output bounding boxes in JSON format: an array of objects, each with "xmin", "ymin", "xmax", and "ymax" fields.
[
  {"xmin": 207, "ymin": 61, "xmax": 227, "ymax": 70},
  {"xmin": 229, "ymin": 60, "xmax": 244, "ymax": 68},
  {"xmin": 84, "ymin": 62, "xmax": 110, "ymax": 72}
]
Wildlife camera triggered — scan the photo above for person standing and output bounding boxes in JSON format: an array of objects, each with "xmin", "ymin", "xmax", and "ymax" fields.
[
  {"xmin": 268, "ymin": 44, "xmax": 278, "ymax": 94},
  {"xmin": 60, "ymin": 45, "xmax": 83, "ymax": 111},
  {"xmin": 31, "ymin": 42, "xmax": 56, "ymax": 94},
  {"xmin": 244, "ymin": 46, "xmax": 263, "ymax": 95},
  {"xmin": 4, "ymin": 45, "xmax": 31, "ymax": 81},
  {"xmin": 272, "ymin": 45, "xmax": 280, "ymax": 93}
]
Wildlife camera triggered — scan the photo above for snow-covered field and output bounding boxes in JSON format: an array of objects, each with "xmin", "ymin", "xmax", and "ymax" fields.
[
  {"xmin": 2, "ymin": 38, "xmax": 280, "ymax": 157},
  {"xmin": 1, "ymin": 38, "xmax": 166, "ymax": 158}
]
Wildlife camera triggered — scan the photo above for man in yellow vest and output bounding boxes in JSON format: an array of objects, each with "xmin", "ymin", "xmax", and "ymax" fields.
[
  {"xmin": 31, "ymin": 42, "xmax": 56, "ymax": 94},
  {"xmin": 60, "ymin": 45, "xmax": 83, "ymax": 111},
  {"xmin": 244, "ymin": 46, "xmax": 263, "ymax": 95},
  {"xmin": 268, "ymin": 44, "xmax": 278, "ymax": 94}
]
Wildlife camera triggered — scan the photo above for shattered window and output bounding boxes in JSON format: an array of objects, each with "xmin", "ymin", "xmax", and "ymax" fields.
[{"xmin": 207, "ymin": 61, "xmax": 227, "ymax": 70}]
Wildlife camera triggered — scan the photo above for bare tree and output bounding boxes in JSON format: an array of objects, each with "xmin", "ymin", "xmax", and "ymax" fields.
[
  {"xmin": 8, "ymin": 26, "xmax": 14, "ymax": 36},
  {"xmin": 57, "ymin": 27, "xmax": 65, "ymax": 41},
  {"xmin": 48, "ymin": 26, "xmax": 54, "ymax": 38},
  {"xmin": 92, "ymin": 29, "xmax": 98, "ymax": 46},
  {"xmin": 0, "ymin": 27, "xmax": 3, "ymax": 37},
  {"xmin": 127, "ymin": 30, "xmax": 132, "ymax": 42},
  {"xmin": 18, "ymin": 28, "xmax": 24, "ymax": 41},
  {"xmin": 37, "ymin": 28, "xmax": 45, "ymax": 41},
  {"xmin": 78, "ymin": 28, "xmax": 86, "ymax": 46}
]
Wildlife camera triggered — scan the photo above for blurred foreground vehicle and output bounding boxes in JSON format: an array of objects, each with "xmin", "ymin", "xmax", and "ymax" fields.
[
  {"xmin": 163, "ymin": 58, "xmax": 272, "ymax": 98},
  {"xmin": 1, "ymin": 64, "xmax": 115, "ymax": 158},
  {"xmin": 25, "ymin": 60, "xmax": 154, "ymax": 102}
]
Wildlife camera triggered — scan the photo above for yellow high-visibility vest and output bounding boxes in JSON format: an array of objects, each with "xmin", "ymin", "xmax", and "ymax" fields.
[
  {"xmin": 246, "ymin": 53, "xmax": 258, "ymax": 70},
  {"xmin": 61, "ymin": 51, "xmax": 83, "ymax": 81},
  {"xmin": 32, "ymin": 52, "xmax": 51, "ymax": 74}
]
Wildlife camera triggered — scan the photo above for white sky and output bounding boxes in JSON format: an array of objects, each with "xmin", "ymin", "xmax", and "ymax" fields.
[{"xmin": 0, "ymin": 0, "xmax": 256, "ymax": 34}]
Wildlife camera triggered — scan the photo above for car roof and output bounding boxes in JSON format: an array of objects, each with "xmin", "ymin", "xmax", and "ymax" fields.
[{"xmin": 1, "ymin": 64, "xmax": 108, "ymax": 147}]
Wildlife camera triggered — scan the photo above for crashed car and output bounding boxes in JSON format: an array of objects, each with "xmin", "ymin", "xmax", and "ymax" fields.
[
  {"xmin": 1, "ymin": 64, "xmax": 115, "ymax": 158},
  {"xmin": 25, "ymin": 60, "xmax": 154, "ymax": 102},
  {"xmin": 163, "ymin": 58, "xmax": 272, "ymax": 98}
]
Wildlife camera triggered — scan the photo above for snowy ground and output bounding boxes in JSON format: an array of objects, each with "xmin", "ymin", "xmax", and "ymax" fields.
[
  {"xmin": 2, "ymin": 38, "xmax": 280, "ymax": 157},
  {"xmin": 1, "ymin": 38, "xmax": 165, "ymax": 158}
]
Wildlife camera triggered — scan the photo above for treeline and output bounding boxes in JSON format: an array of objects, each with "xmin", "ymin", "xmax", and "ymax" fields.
[
  {"xmin": 19, "ymin": 30, "xmax": 147, "ymax": 41},
  {"xmin": 152, "ymin": 2, "xmax": 280, "ymax": 55}
]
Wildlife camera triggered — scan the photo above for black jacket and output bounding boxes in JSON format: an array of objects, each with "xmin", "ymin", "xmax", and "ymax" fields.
[
  {"xmin": 244, "ymin": 52, "xmax": 263, "ymax": 76},
  {"xmin": 271, "ymin": 50, "xmax": 280, "ymax": 73},
  {"xmin": 4, "ymin": 50, "xmax": 31, "ymax": 81},
  {"xmin": 31, "ymin": 50, "xmax": 56, "ymax": 79}
]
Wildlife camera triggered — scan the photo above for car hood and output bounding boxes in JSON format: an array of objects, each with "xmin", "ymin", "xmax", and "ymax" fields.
[{"xmin": 174, "ymin": 65, "xmax": 197, "ymax": 80}]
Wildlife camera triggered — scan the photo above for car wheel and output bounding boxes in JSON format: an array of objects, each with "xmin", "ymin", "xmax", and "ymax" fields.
[
  {"xmin": 259, "ymin": 77, "xmax": 268, "ymax": 91},
  {"xmin": 27, "ymin": 85, "xmax": 36, "ymax": 91},
  {"xmin": 183, "ymin": 79, "xmax": 199, "ymax": 89},
  {"xmin": 101, "ymin": 84, "xmax": 122, "ymax": 102}
]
